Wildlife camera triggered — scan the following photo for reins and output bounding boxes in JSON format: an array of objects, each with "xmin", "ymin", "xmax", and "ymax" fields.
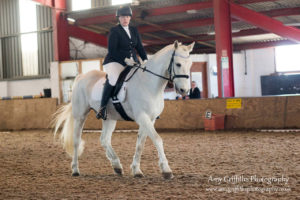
[{"xmin": 125, "ymin": 49, "xmax": 190, "ymax": 82}]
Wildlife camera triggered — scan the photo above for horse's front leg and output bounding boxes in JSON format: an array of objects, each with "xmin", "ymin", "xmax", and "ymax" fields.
[
  {"xmin": 100, "ymin": 119, "xmax": 123, "ymax": 175},
  {"xmin": 131, "ymin": 127, "xmax": 147, "ymax": 177},
  {"xmin": 136, "ymin": 115, "xmax": 173, "ymax": 179}
]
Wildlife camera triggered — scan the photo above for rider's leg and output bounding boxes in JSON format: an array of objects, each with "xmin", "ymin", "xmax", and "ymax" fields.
[
  {"xmin": 96, "ymin": 79, "xmax": 114, "ymax": 120},
  {"xmin": 96, "ymin": 62, "xmax": 124, "ymax": 120}
]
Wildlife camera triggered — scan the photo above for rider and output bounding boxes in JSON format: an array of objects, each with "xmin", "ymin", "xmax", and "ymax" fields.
[{"xmin": 96, "ymin": 5, "xmax": 148, "ymax": 120}]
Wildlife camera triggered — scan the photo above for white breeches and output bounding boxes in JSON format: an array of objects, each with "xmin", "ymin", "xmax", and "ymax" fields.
[{"xmin": 103, "ymin": 62, "xmax": 125, "ymax": 86}]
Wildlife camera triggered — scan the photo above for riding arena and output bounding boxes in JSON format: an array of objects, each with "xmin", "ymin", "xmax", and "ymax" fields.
[{"xmin": 1, "ymin": 0, "xmax": 300, "ymax": 199}]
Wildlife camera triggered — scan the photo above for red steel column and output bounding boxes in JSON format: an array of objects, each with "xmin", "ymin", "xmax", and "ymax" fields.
[
  {"xmin": 230, "ymin": 3, "xmax": 300, "ymax": 42},
  {"xmin": 52, "ymin": 0, "xmax": 70, "ymax": 61},
  {"xmin": 213, "ymin": 0, "xmax": 234, "ymax": 97}
]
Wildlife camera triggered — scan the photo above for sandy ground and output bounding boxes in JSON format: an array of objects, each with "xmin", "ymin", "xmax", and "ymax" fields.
[{"xmin": 0, "ymin": 129, "xmax": 299, "ymax": 199}]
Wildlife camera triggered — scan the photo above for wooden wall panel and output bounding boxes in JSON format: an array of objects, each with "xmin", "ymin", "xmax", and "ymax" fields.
[
  {"xmin": 285, "ymin": 96, "xmax": 300, "ymax": 128},
  {"xmin": 83, "ymin": 97, "xmax": 297, "ymax": 130},
  {"xmin": 0, "ymin": 98, "xmax": 58, "ymax": 130},
  {"xmin": 0, "ymin": 96, "xmax": 299, "ymax": 131}
]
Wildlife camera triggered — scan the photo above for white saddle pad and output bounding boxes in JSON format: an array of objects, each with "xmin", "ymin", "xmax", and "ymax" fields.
[{"xmin": 91, "ymin": 78, "xmax": 127, "ymax": 103}]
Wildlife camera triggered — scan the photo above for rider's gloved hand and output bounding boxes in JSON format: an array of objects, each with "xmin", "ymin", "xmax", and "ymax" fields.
[
  {"xmin": 124, "ymin": 57, "xmax": 137, "ymax": 66},
  {"xmin": 141, "ymin": 59, "xmax": 148, "ymax": 65}
]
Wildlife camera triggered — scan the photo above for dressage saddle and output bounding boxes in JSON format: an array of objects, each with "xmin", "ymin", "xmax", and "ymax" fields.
[{"xmin": 109, "ymin": 65, "xmax": 160, "ymax": 121}]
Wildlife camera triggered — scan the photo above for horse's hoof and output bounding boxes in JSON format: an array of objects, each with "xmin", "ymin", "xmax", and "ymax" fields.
[
  {"xmin": 162, "ymin": 172, "xmax": 174, "ymax": 180},
  {"xmin": 114, "ymin": 168, "xmax": 123, "ymax": 176},
  {"xmin": 134, "ymin": 173, "xmax": 144, "ymax": 178},
  {"xmin": 72, "ymin": 172, "xmax": 80, "ymax": 177}
]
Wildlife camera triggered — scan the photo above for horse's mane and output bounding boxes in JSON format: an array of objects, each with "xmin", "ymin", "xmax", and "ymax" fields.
[
  {"xmin": 147, "ymin": 44, "xmax": 174, "ymax": 65},
  {"xmin": 154, "ymin": 44, "xmax": 173, "ymax": 56},
  {"xmin": 148, "ymin": 42, "xmax": 185, "ymax": 63}
]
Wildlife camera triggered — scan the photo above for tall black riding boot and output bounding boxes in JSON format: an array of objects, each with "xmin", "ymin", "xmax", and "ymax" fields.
[{"xmin": 96, "ymin": 80, "xmax": 114, "ymax": 120}]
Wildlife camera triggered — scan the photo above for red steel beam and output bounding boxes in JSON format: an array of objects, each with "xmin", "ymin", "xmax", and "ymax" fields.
[
  {"xmin": 230, "ymin": 3, "xmax": 300, "ymax": 43},
  {"xmin": 138, "ymin": 6, "xmax": 300, "ymax": 34},
  {"xmin": 53, "ymin": 0, "xmax": 66, "ymax": 10},
  {"xmin": 138, "ymin": 18, "xmax": 213, "ymax": 33},
  {"xmin": 52, "ymin": 0, "xmax": 70, "ymax": 61},
  {"xmin": 262, "ymin": 7, "xmax": 300, "ymax": 17},
  {"xmin": 75, "ymin": 1, "xmax": 213, "ymax": 26},
  {"xmin": 76, "ymin": 1, "xmax": 212, "ymax": 26},
  {"xmin": 68, "ymin": 25, "xmax": 108, "ymax": 47},
  {"xmin": 213, "ymin": 0, "xmax": 235, "ymax": 97},
  {"xmin": 75, "ymin": 0, "xmax": 278, "ymax": 26},
  {"xmin": 31, "ymin": 0, "xmax": 54, "ymax": 7},
  {"xmin": 31, "ymin": 0, "xmax": 72, "ymax": 9}
]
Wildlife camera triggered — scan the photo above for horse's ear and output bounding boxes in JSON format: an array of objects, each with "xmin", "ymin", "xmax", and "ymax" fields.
[
  {"xmin": 174, "ymin": 40, "xmax": 179, "ymax": 49},
  {"xmin": 188, "ymin": 42, "xmax": 195, "ymax": 52}
]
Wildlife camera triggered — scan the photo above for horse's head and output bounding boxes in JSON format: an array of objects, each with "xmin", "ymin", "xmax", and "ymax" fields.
[{"xmin": 170, "ymin": 41, "xmax": 195, "ymax": 96}]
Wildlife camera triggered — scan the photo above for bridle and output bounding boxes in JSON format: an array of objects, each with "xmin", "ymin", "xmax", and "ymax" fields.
[
  {"xmin": 127, "ymin": 49, "xmax": 190, "ymax": 82},
  {"xmin": 167, "ymin": 50, "xmax": 190, "ymax": 81}
]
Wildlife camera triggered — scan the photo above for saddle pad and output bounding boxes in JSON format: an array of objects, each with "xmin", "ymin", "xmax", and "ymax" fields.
[{"xmin": 91, "ymin": 79, "xmax": 127, "ymax": 103}]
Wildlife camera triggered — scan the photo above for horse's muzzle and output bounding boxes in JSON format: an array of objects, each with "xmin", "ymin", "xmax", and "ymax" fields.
[{"xmin": 175, "ymin": 85, "xmax": 189, "ymax": 96}]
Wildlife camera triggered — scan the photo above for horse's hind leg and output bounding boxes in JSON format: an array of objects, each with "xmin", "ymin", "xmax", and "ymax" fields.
[
  {"xmin": 71, "ymin": 117, "xmax": 85, "ymax": 176},
  {"xmin": 100, "ymin": 119, "xmax": 123, "ymax": 175},
  {"xmin": 131, "ymin": 127, "xmax": 147, "ymax": 177}
]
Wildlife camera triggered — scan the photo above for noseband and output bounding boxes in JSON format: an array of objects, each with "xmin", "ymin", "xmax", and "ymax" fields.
[{"xmin": 129, "ymin": 49, "xmax": 190, "ymax": 83}]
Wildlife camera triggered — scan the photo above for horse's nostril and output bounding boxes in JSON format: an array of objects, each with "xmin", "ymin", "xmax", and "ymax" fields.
[{"xmin": 180, "ymin": 88, "xmax": 185, "ymax": 93}]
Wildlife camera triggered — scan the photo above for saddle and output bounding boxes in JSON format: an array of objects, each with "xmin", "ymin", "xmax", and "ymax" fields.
[{"xmin": 111, "ymin": 66, "xmax": 135, "ymax": 121}]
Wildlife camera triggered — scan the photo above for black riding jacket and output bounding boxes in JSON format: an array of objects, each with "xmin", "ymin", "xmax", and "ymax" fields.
[{"xmin": 103, "ymin": 24, "xmax": 148, "ymax": 66}]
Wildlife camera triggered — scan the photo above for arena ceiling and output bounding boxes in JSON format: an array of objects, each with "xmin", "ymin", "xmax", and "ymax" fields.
[{"xmin": 65, "ymin": 0, "xmax": 300, "ymax": 54}]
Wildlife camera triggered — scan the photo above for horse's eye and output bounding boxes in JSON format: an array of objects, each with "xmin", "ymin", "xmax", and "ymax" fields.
[{"xmin": 176, "ymin": 63, "xmax": 181, "ymax": 67}]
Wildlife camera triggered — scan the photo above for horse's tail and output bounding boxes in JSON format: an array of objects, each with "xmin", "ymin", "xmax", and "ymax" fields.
[{"xmin": 52, "ymin": 102, "xmax": 85, "ymax": 157}]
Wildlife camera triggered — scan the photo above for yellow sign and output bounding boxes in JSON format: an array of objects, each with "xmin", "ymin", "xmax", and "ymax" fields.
[{"xmin": 226, "ymin": 98, "xmax": 242, "ymax": 109}]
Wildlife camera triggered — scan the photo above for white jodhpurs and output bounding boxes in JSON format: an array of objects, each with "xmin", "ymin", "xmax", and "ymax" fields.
[{"xmin": 103, "ymin": 62, "xmax": 125, "ymax": 86}]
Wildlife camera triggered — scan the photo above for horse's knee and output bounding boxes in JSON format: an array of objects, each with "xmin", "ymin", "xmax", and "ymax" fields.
[
  {"xmin": 100, "ymin": 137, "xmax": 108, "ymax": 148},
  {"xmin": 73, "ymin": 138, "xmax": 80, "ymax": 147},
  {"xmin": 149, "ymin": 133, "xmax": 162, "ymax": 145},
  {"xmin": 136, "ymin": 145, "xmax": 143, "ymax": 153},
  {"xmin": 155, "ymin": 134, "xmax": 162, "ymax": 141}
]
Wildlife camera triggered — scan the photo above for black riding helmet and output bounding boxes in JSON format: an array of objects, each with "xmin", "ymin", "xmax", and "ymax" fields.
[{"xmin": 116, "ymin": 5, "xmax": 132, "ymax": 17}]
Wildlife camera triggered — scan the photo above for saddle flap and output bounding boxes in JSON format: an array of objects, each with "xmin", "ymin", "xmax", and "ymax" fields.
[
  {"xmin": 112, "ymin": 66, "xmax": 133, "ymax": 97},
  {"xmin": 116, "ymin": 83, "xmax": 127, "ymax": 103}
]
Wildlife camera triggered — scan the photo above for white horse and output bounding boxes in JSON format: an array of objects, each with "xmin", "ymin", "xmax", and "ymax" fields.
[{"xmin": 53, "ymin": 41, "xmax": 194, "ymax": 179}]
